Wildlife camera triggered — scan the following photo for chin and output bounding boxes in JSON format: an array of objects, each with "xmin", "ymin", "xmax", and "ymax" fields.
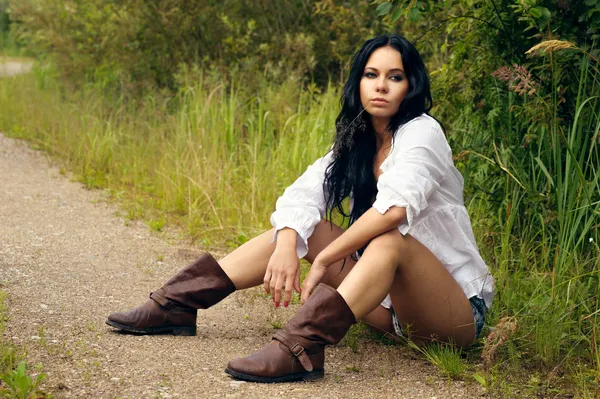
[{"xmin": 368, "ymin": 110, "xmax": 395, "ymax": 118}]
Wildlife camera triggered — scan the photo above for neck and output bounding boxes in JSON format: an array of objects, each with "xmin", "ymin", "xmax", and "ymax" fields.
[{"xmin": 371, "ymin": 116, "xmax": 391, "ymax": 150}]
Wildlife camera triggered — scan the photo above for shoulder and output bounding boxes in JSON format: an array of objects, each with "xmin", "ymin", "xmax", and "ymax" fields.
[
  {"xmin": 393, "ymin": 114, "xmax": 448, "ymax": 151},
  {"xmin": 396, "ymin": 113, "xmax": 444, "ymax": 140}
]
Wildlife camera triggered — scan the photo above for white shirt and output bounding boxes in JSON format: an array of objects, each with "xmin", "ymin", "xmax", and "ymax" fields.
[{"xmin": 270, "ymin": 113, "xmax": 495, "ymax": 309}]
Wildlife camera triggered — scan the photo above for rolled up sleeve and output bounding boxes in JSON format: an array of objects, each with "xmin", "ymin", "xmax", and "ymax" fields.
[
  {"xmin": 372, "ymin": 119, "xmax": 450, "ymax": 235},
  {"xmin": 270, "ymin": 151, "xmax": 333, "ymax": 258}
]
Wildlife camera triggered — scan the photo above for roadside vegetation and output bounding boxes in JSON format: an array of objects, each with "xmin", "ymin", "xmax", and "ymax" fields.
[
  {"xmin": 0, "ymin": 0, "xmax": 598, "ymax": 397},
  {"xmin": 0, "ymin": 292, "xmax": 51, "ymax": 398}
]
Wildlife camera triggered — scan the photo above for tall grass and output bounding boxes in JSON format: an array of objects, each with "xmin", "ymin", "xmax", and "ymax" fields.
[
  {"xmin": 456, "ymin": 46, "xmax": 600, "ymax": 393},
  {"xmin": 0, "ymin": 68, "xmax": 337, "ymax": 242}
]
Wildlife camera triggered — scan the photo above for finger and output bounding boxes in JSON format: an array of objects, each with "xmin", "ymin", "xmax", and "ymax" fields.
[
  {"xmin": 273, "ymin": 272, "xmax": 285, "ymax": 306},
  {"xmin": 300, "ymin": 286, "xmax": 310, "ymax": 304},
  {"xmin": 283, "ymin": 275, "xmax": 293, "ymax": 307},
  {"xmin": 300, "ymin": 274, "xmax": 309, "ymax": 303},
  {"xmin": 263, "ymin": 270, "xmax": 272, "ymax": 294},
  {"xmin": 293, "ymin": 267, "xmax": 302, "ymax": 294},
  {"xmin": 301, "ymin": 279, "xmax": 313, "ymax": 305},
  {"xmin": 269, "ymin": 271, "xmax": 277, "ymax": 301}
]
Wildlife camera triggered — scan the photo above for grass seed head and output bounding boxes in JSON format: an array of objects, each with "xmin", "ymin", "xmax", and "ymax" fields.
[
  {"xmin": 482, "ymin": 316, "xmax": 518, "ymax": 370},
  {"xmin": 526, "ymin": 40, "xmax": 576, "ymax": 56}
]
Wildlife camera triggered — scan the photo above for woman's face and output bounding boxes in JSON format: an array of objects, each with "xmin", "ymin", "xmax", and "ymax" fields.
[{"xmin": 359, "ymin": 46, "xmax": 409, "ymax": 127}]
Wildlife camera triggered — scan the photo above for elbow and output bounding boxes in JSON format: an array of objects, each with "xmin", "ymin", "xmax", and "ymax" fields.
[{"xmin": 385, "ymin": 206, "xmax": 407, "ymax": 228}]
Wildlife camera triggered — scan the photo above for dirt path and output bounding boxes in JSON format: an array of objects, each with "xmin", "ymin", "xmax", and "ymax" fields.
[
  {"xmin": 0, "ymin": 134, "xmax": 485, "ymax": 398},
  {"xmin": 0, "ymin": 57, "xmax": 33, "ymax": 77}
]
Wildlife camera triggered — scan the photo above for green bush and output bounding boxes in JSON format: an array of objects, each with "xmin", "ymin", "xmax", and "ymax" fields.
[
  {"xmin": 0, "ymin": 0, "xmax": 10, "ymax": 48},
  {"xmin": 7, "ymin": 0, "xmax": 391, "ymax": 93}
]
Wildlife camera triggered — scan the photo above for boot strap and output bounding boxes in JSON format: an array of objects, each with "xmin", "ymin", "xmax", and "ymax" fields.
[
  {"xmin": 150, "ymin": 289, "xmax": 195, "ymax": 313},
  {"xmin": 273, "ymin": 330, "xmax": 313, "ymax": 372}
]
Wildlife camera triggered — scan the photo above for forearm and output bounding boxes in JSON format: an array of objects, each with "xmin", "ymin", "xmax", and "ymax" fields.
[
  {"xmin": 274, "ymin": 227, "xmax": 299, "ymax": 250},
  {"xmin": 317, "ymin": 206, "xmax": 406, "ymax": 266}
]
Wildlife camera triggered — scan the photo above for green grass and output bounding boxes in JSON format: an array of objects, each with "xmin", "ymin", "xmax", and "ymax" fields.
[
  {"xmin": 0, "ymin": 65, "xmax": 337, "ymax": 243},
  {"xmin": 408, "ymin": 341, "xmax": 467, "ymax": 379},
  {"xmin": 0, "ymin": 291, "xmax": 51, "ymax": 398},
  {"xmin": 0, "ymin": 54, "xmax": 598, "ymax": 397},
  {"xmin": 0, "ymin": 292, "xmax": 18, "ymax": 378}
]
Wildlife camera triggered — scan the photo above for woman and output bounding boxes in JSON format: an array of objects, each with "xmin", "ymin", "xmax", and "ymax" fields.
[{"xmin": 106, "ymin": 35, "xmax": 495, "ymax": 383}]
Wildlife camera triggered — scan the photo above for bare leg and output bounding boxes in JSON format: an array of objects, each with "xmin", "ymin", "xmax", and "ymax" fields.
[
  {"xmin": 218, "ymin": 221, "xmax": 395, "ymax": 337},
  {"xmin": 218, "ymin": 222, "xmax": 358, "ymax": 291},
  {"xmin": 336, "ymin": 229, "xmax": 476, "ymax": 347},
  {"xmin": 304, "ymin": 220, "xmax": 395, "ymax": 335},
  {"xmin": 218, "ymin": 229, "xmax": 277, "ymax": 290}
]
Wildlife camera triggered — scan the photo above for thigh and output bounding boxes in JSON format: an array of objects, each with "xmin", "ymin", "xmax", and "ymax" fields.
[
  {"xmin": 305, "ymin": 220, "xmax": 395, "ymax": 335},
  {"xmin": 387, "ymin": 232, "xmax": 475, "ymax": 347}
]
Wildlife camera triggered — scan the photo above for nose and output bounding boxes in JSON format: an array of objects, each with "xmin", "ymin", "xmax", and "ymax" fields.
[{"xmin": 375, "ymin": 78, "xmax": 388, "ymax": 93}]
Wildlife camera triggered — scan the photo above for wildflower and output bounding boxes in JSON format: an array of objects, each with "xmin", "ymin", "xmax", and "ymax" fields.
[
  {"xmin": 491, "ymin": 64, "xmax": 537, "ymax": 96},
  {"xmin": 590, "ymin": 237, "xmax": 594, "ymax": 243}
]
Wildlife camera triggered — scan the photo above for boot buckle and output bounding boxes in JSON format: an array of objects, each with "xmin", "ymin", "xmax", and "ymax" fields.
[
  {"xmin": 290, "ymin": 343, "xmax": 304, "ymax": 357},
  {"xmin": 273, "ymin": 331, "xmax": 313, "ymax": 372}
]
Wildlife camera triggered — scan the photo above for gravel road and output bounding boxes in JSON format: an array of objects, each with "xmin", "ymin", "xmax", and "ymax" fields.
[
  {"xmin": 0, "ymin": 58, "xmax": 33, "ymax": 77},
  {"xmin": 0, "ymin": 133, "xmax": 486, "ymax": 399}
]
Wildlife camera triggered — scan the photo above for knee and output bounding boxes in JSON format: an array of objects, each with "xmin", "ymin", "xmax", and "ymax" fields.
[
  {"xmin": 364, "ymin": 229, "xmax": 408, "ymax": 261},
  {"xmin": 305, "ymin": 219, "xmax": 344, "ymax": 263}
]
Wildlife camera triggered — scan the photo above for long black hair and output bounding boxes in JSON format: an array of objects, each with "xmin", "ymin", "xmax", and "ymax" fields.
[{"xmin": 324, "ymin": 35, "xmax": 433, "ymax": 247}]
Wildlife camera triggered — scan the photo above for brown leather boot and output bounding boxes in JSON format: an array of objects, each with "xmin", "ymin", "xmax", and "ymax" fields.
[
  {"xmin": 225, "ymin": 283, "xmax": 356, "ymax": 382},
  {"xmin": 106, "ymin": 253, "xmax": 236, "ymax": 335}
]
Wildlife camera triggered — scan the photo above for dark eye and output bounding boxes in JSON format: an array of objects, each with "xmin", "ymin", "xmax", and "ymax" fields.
[
  {"xmin": 364, "ymin": 72, "xmax": 377, "ymax": 78},
  {"xmin": 390, "ymin": 75, "xmax": 404, "ymax": 82}
]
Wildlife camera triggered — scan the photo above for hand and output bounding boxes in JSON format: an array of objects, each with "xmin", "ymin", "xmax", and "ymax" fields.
[
  {"xmin": 263, "ymin": 246, "xmax": 301, "ymax": 307},
  {"xmin": 300, "ymin": 257, "xmax": 330, "ymax": 305}
]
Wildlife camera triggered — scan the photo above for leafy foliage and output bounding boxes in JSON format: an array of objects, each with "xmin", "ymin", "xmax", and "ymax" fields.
[
  {"xmin": 0, "ymin": 362, "xmax": 48, "ymax": 399},
  {"xmin": 7, "ymin": 0, "xmax": 391, "ymax": 93}
]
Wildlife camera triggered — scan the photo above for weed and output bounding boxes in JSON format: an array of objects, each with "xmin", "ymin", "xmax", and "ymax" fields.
[
  {"xmin": 135, "ymin": 262, "xmax": 158, "ymax": 276},
  {"xmin": 482, "ymin": 316, "xmax": 517, "ymax": 370},
  {"xmin": 0, "ymin": 291, "xmax": 19, "ymax": 376},
  {"xmin": 0, "ymin": 362, "xmax": 48, "ymax": 399},
  {"xmin": 472, "ymin": 372, "xmax": 488, "ymax": 388},
  {"xmin": 148, "ymin": 219, "xmax": 165, "ymax": 232},
  {"xmin": 269, "ymin": 319, "xmax": 283, "ymax": 330},
  {"xmin": 0, "ymin": 292, "xmax": 52, "ymax": 397},
  {"xmin": 340, "ymin": 323, "xmax": 370, "ymax": 353},
  {"xmin": 37, "ymin": 326, "xmax": 47, "ymax": 347},
  {"xmin": 408, "ymin": 341, "xmax": 467, "ymax": 379}
]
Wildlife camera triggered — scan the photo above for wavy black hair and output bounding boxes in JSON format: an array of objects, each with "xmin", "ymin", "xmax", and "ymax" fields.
[{"xmin": 324, "ymin": 35, "xmax": 433, "ymax": 250}]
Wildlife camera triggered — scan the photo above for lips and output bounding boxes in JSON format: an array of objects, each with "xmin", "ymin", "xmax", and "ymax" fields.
[{"xmin": 371, "ymin": 97, "xmax": 389, "ymax": 104}]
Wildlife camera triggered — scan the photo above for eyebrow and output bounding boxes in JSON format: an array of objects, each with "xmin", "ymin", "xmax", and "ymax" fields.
[{"xmin": 364, "ymin": 67, "xmax": 405, "ymax": 74}]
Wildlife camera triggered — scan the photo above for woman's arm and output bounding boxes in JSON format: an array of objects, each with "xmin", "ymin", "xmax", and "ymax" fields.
[
  {"xmin": 314, "ymin": 206, "xmax": 406, "ymax": 266},
  {"xmin": 267, "ymin": 150, "xmax": 333, "ymax": 307},
  {"xmin": 270, "ymin": 150, "xmax": 334, "ymax": 258},
  {"xmin": 299, "ymin": 206, "xmax": 405, "ymax": 304}
]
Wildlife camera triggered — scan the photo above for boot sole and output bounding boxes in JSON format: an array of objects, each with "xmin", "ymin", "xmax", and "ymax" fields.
[
  {"xmin": 105, "ymin": 320, "xmax": 196, "ymax": 336},
  {"xmin": 224, "ymin": 367, "xmax": 324, "ymax": 383}
]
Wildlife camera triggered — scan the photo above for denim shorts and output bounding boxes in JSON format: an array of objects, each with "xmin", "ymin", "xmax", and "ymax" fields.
[{"xmin": 390, "ymin": 295, "xmax": 486, "ymax": 341}]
